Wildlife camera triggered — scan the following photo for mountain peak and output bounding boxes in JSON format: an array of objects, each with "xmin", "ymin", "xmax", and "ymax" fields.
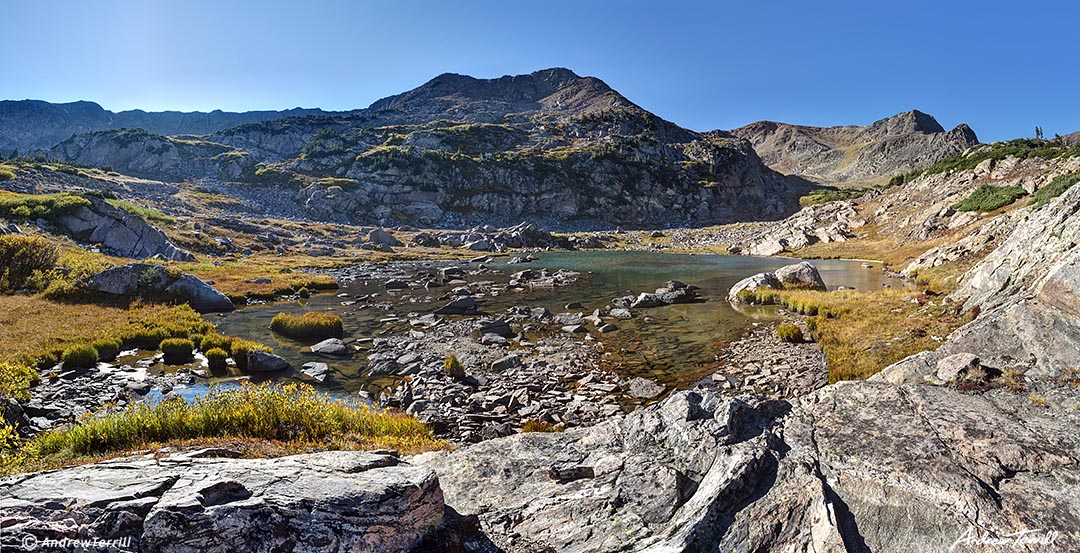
[{"xmin": 871, "ymin": 110, "xmax": 945, "ymax": 134}]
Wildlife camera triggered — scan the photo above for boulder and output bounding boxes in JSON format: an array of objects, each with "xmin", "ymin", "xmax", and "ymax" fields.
[
  {"xmin": 365, "ymin": 228, "xmax": 403, "ymax": 247},
  {"xmin": 727, "ymin": 271, "xmax": 782, "ymax": 303},
  {"xmin": 626, "ymin": 377, "xmax": 665, "ymax": 399},
  {"xmin": 299, "ymin": 362, "xmax": 330, "ymax": 382},
  {"xmin": 773, "ymin": 261, "xmax": 827, "ymax": 291},
  {"xmin": 935, "ymin": 352, "xmax": 980, "ymax": 382},
  {"xmin": 435, "ymin": 296, "xmax": 478, "ymax": 315},
  {"xmin": 83, "ymin": 263, "xmax": 234, "ymax": 313},
  {"xmin": 310, "ymin": 338, "xmax": 349, "ymax": 357},
  {"xmin": 630, "ymin": 292, "xmax": 665, "ymax": 309},
  {"xmin": 246, "ymin": 350, "xmax": 289, "ymax": 372},
  {"xmin": 491, "ymin": 354, "xmax": 522, "ymax": 372},
  {"xmin": 0, "ymin": 451, "xmax": 443, "ymax": 553}
]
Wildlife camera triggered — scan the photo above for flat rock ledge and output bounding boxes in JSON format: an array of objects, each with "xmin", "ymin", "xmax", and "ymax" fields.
[{"xmin": 0, "ymin": 451, "xmax": 443, "ymax": 553}]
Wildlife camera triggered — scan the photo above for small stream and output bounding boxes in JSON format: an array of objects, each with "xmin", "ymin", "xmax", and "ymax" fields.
[{"xmin": 207, "ymin": 251, "xmax": 902, "ymax": 396}]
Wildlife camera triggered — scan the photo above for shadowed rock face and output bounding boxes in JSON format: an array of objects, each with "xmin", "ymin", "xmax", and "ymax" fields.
[
  {"xmin": 0, "ymin": 451, "xmax": 444, "ymax": 553},
  {"xmin": 0, "ymin": 99, "xmax": 326, "ymax": 153},
  {"xmin": 731, "ymin": 110, "xmax": 979, "ymax": 186}
]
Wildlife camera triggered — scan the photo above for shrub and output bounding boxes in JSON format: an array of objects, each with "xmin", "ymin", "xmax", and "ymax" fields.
[
  {"xmin": 62, "ymin": 344, "xmax": 99, "ymax": 369},
  {"xmin": 205, "ymin": 348, "xmax": 228, "ymax": 371},
  {"xmin": 0, "ymin": 192, "xmax": 91, "ymax": 222},
  {"xmin": 91, "ymin": 338, "xmax": 122, "ymax": 362},
  {"xmin": 20, "ymin": 382, "xmax": 444, "ymax": 468},
  {"xmin": 777, "ymin": 323, "xmax": 804, "ymax": 343},
  {"xmin": 443, "ymin": 355, "xmax": 465, "ymax": 379},
  {"xmin": 0, "ymin": 168, "xmax": 14, "ymax": 181},
  {"xmin": 160, "ymin": 338, "xmax": 194, "ymax": 365},
  {"xmin": 0, "ymin": 362, "xmax": 38, "ymax": 402},
  {"xmin": 1033, "ymin": 171, "xmax": 1080, "ymax": 208},
  {"xmin": 269, "ymin": 312, "xmax": 343, "ymax": 341},
  {"xmin": 521, "ymin": 419, "xmax": 561, "ymax": 433},
  {"xmin": 0, "ymin": 235, "xmax": 59, "ymax": 292},
  {"xmin": 230, "ymin": 339, "xmax": 272, "ymax": 371},
  {"xmin": 951, "ymin": 185, "xmax": 1027, "ymax": 212},
  {"xmin": 188, "ymin": 334, "xmax": 205, "ymax": 351},
  {"xmin": 199, "ymin": 333, "xmax": 233, "ymax": 353}
]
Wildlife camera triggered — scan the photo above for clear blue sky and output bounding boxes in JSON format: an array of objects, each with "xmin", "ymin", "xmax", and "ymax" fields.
[{"xmin": 3, "ymin": 0, "xmax": 1077, "ymax": 141}]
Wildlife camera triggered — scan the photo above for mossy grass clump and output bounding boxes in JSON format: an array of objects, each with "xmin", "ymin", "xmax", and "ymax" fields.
[
  {"xmin": 951, "ymin": 185, "xmax": 1027, "ymax": 212},
  {"xmin": 62, "ymin": 344, "xmax": 99, "ymax": 369},
  {"xmin": 160, "ymin": 338, "xmax": 195, "ymax": 365},
  {"xmin": 297, "ymin": 287, "xmax": 311, "ymax": 299},
  {"xmin": 269, "ymin": 312, "xmax": 343, "ymax": 341},
  {"xmin": 10, "ymin": 382, "xmax": 445, "ymax": 472},
  {"xmin": 776, "ymin": 323, "xmax": 804, "ymax": 343},
  {"xmin": 443, "ymin": 355, "xmax": 465, "ymax": 379},
  {"xmin": 229, "ymin": 339, "xmax": 272, "ymax": 371},
  {"xmin": 199, "ymin": 333, "xmax": 233, "ymax": 353},
  {"xmin": 91, "ymin": 338, "xmax": 122, "ymax": 362},
  {"xmin": 205, "ymin": 348, "xmax": 228, "ymax": 371}
]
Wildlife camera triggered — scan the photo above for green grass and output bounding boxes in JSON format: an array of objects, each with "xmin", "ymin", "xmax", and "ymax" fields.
[
  {"xmin": 951, "ymin": 185, "xmax": 1027, "ymax": 212},
  {"xmin": 205, "ymin": 348, "xmax": 228, "ymax": 370},
  {"xmin": 62, "ymin": 344, "xmax": 98, "ymax": 369},
  {"xmin": 106, "ymin": 199, "xmax": 176, "ymax": 225},
  {"xmin": 270, "ymin": 312, "xmax": 343, "ymax": 341},
  {"xmin": 776, "ymin": 323, "xmax": 804, "ymax": 343},
  {"xmin": 0, "ymin": 191, "xmax": 91, "ymax": 222},
  {"xmin": 799, "ymin": 186, "xmax": 869, "ymax": 206},
  {"xmin": 160, "ymin": 338, "xmax": 194, "ymax": 364},
  {"xmin": 91, "ymin": 338, "xmax": 121, "ymax": 362},
  {"xmin": 1033, "ymin": 171, "xmax": 1080, "ymax": 208},
  {"xmin": 4, "ymin": 382, "xmax": 445, "ymax": 473}
]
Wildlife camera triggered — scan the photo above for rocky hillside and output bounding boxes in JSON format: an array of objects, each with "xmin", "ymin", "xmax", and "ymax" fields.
[
  {"xmin": 45, "ymin": 69, "xmax": 803, "ymax": 229},
  {"xmin": 0, "ymin": 100, "xmax": 325, "ymax": 155},
  {"xmin": 731, "ymin": 110, "xmax": 978, "ymax": 187}
]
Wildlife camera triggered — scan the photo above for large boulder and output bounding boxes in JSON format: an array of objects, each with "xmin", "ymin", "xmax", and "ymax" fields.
[
  {"xmin": 56, "ymin": 196, "xmax": 195, "ymax": 261},
  {"xmin": 247, "ymin": 350, "xmax": 290, "ymax": 372},
  {"xmin": 0, "ymin": 451, "xmax": 443, "ymax": 553},
  {"xmin": 728, "ymin": 262, "xmax": 825, "ymax": 303},
  {"xmin": 83, "ymin": 263, "xmax": 234, "ymax": 313}
]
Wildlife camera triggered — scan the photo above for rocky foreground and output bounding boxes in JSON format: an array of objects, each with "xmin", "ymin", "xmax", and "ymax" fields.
[{"xmin": 3, "ymin": 380, "xmax": 1076, "ymax": 552}]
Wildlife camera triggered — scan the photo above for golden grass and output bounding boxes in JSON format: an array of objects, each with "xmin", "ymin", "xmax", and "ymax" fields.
[
  {"xmin": 746, "ymin": 287, "xmax": 970, "ymax": 382},
  {"xmin": 3, "ymin": 382, "xmax": 445, "ymax": 474},
  {"xmin": 177, "ymin": 256, "xmax": 339, "ymax": 301},
  {"xmin": 270, "ymin": 311, "xmax": 343, "ymax": 341}
]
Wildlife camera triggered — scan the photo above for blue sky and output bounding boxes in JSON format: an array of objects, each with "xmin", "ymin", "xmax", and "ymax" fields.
[{"xmin": 3, "ymin": 0, "xmax": 1076, "ymax": 141}]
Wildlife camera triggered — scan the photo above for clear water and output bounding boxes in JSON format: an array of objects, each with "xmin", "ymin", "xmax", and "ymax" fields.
[{"xmin": 208, "ymin": 252, "xmax": 900, "ymax": 394}]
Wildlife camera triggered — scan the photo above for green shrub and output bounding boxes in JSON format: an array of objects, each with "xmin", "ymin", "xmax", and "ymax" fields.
[
  {"xmin": 199, "ymin": 333, "xmax": 233, "ymax": 353},
  {"xmin": 0, "ymin": 362, "xmax": 38, "ymax": 402},
  {"xmin": 205, "ymin": 348, "xmax": 228, "ymax": 371},
  {"xmin": 62, "ymin": 344, "xmax": 99, "ymax": 369},
  {"xmin": 160, "ymin": 338, "xmax": 194, "ymax": 365},
  {"xmin": 777, "ymin": 323, "xmax": 804, "ymax": 343},
  {"xmin": 269, "ymin": 312, "xmax": 343, "ymax": 341},
  {"xmin": 443, "ymin": 355, "xmax": 465, "ymax": 379},
  {"xmin": 230, "ymin": 338, "xmax": 272, "ymax": 371},
  {"xmin": 0, "ymin": 192, "xmax": 91, "ymax": 222},
  {"xmin": 91, "ymin": 338, "xmax": 122, "ymax": 362},
  {"xmin": 1033, "ymin": 171, "xmax": 1080, "ymax": 207},
  {"xmin": 0, "ymin": 235, "xmax": 59, "ymax": 292},
  {"xmin": 951, "ymin": 185, "xmax": 1027, "ymax": 212}
]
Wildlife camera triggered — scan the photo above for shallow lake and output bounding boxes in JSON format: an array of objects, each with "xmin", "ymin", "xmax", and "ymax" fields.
[{"xmin": 208, "ymin": 251, "xmax": 900, "ymax": 395}]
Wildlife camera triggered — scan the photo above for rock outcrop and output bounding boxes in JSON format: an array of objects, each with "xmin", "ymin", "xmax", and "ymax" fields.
[
  {"xmin": 0, "ymin": 451, "xmax": 443, "ymax": 553},
  {"xmin": 83, "ymin": 263, "xmax": 234, "ymax": 313},
  {"xmin": 878, "ymin": 179, "xmax": 1080, "ymax": 383},
  {"xmin": 732, "ymin": 110, "xmax": 979, "ymax": 187},
  {"xmin": 414, "ymin": 384, "xmax": 1078, "ymax": 551},
  {"xmin": 55, "ymin": 195, "xmax": 194, "ymax": 261}
]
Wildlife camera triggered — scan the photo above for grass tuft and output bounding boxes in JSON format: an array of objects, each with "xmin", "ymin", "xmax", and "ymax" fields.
[
  {"xmin": 270, "ymin": 312, "xmax": 343, "ymax": 341},
  {"xmin": 776, "ymin": 323, "xmax": 804, "ymax": 343},
  {"xmin": 160, "ymin": 338, "xmax": 195, "ymax": 365},
  {"xmin": 62, "ymin": 344, "xmax": 98, "ymax": 369},
  {"xmin": 205, "ymin": 348, "xmax": 228, "ymax": 371}
]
